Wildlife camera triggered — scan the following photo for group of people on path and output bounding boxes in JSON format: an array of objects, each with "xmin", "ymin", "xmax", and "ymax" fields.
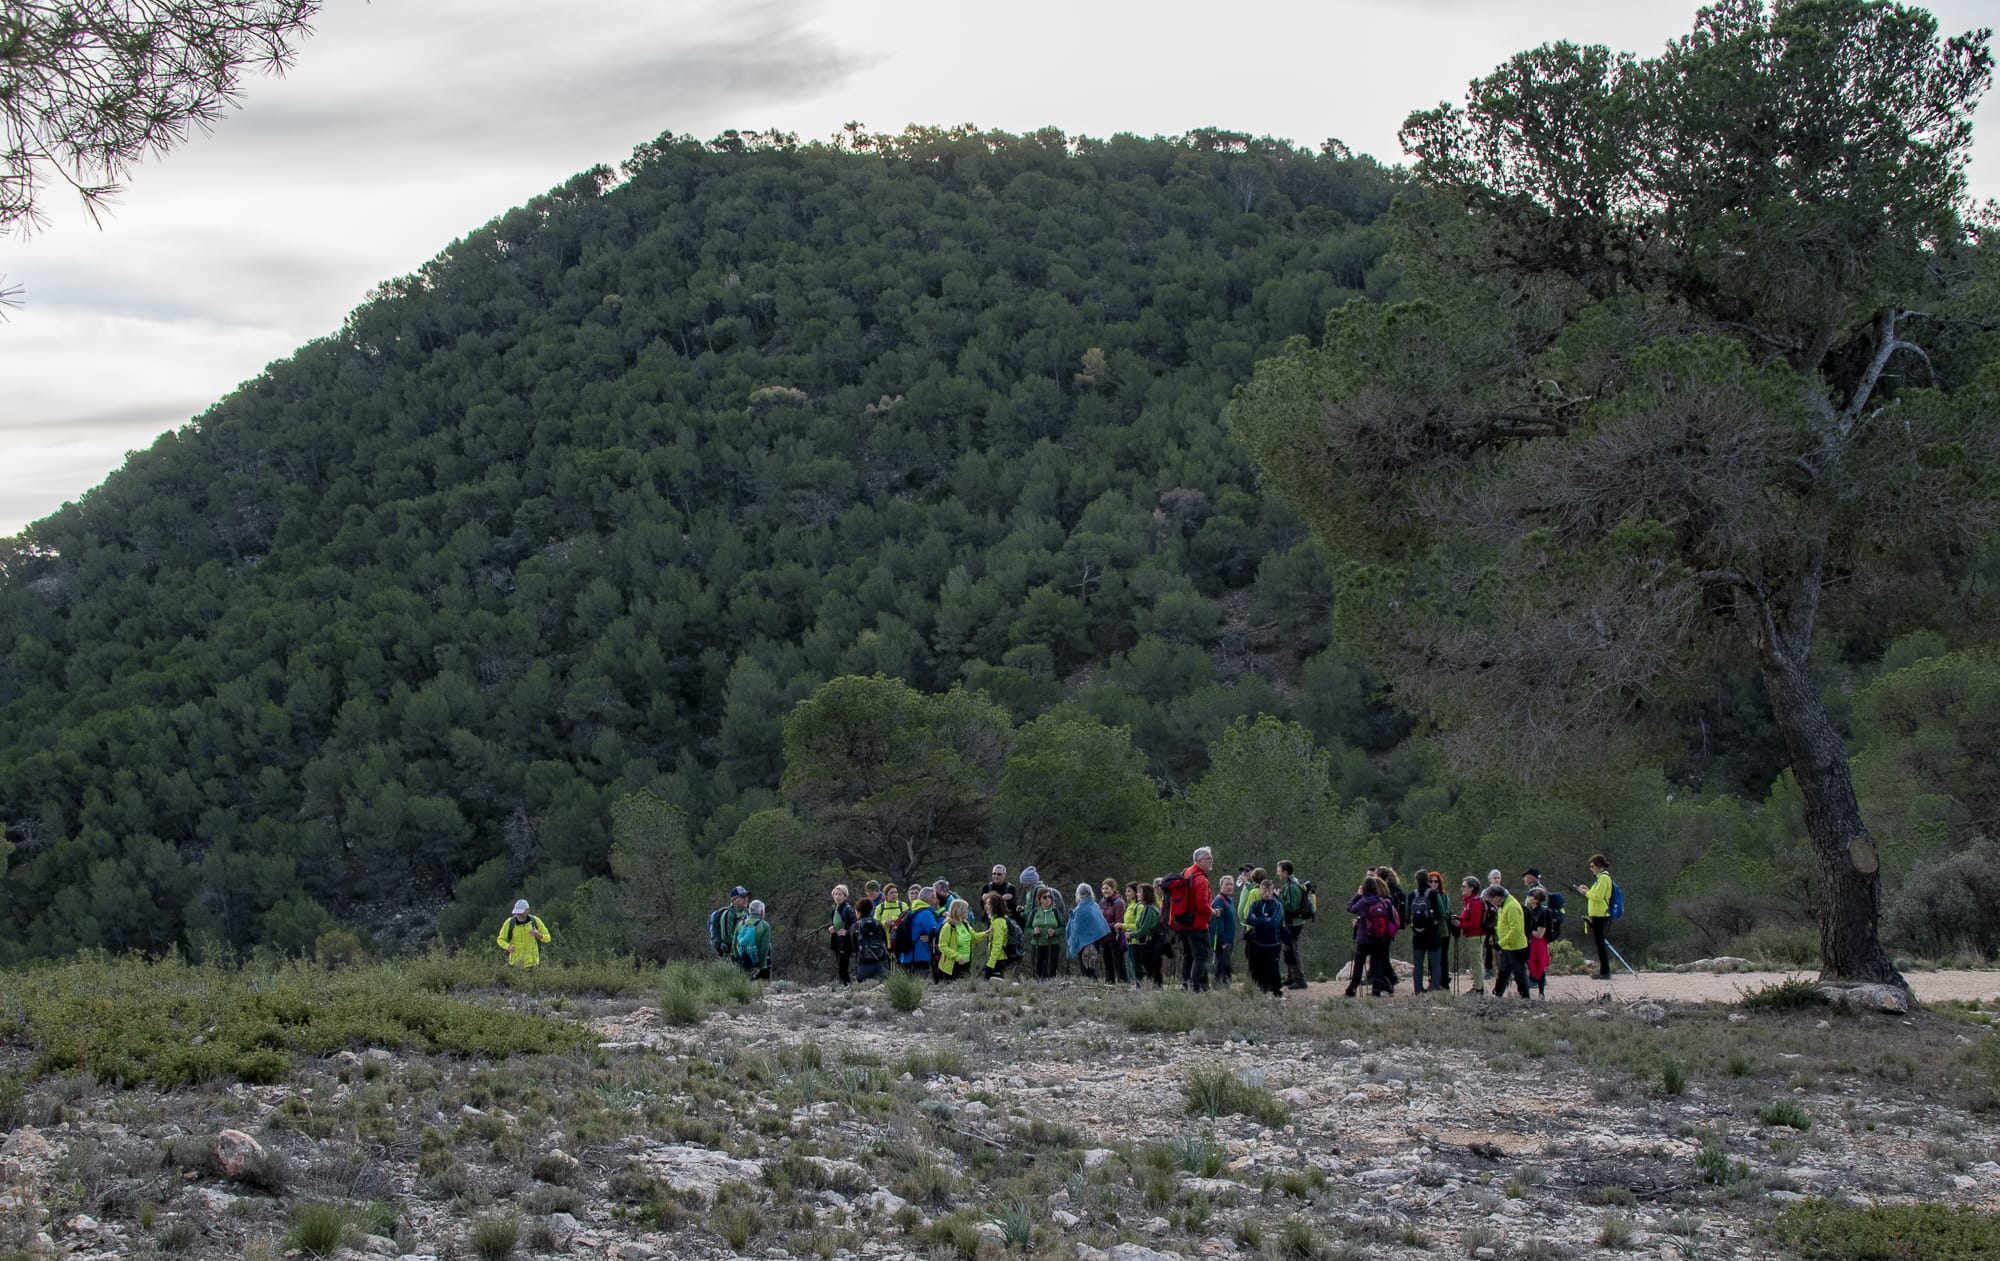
[
  {"xmin": 1340, "ymin": 855, "xmax": 1621, "ymax": 998},
  {"xmin": 712, "ymin": 851, "xmax": 1324, "ymax": 995}
]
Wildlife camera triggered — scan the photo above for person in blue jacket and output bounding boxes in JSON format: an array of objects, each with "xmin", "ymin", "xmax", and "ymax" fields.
[
  {"xmin": 902, "ymin": 888, "xmax": 941, "ymax": 974},
  {"xmin": 1243, "ymin": 879, "xmax": 1286, "ymax": 998},
  {"xmin": 1210, "ymin": 874, "xmax": 1238, "ymax": 987},
  {"xmin": 1066, "ymin": 883, "xmax": 1113, "ymax": 982}
]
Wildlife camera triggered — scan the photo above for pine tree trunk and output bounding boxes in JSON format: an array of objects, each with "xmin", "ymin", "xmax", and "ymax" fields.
[{"xmin": 1757, "ymin": 649, "xmax": 1905, "ymax": 987}]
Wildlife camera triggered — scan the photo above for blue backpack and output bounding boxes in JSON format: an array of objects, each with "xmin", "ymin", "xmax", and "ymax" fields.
[
  {"xmin": 734, "ymin": 919, "xmax": 762, "ymax": 965},
  {"xmin": 1608, "ymin": 883, "xmax": 1624, "ymax": 920}
]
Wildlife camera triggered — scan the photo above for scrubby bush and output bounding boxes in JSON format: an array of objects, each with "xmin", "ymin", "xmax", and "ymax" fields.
[
  {"xmin": 884, "ymin": 968, "xmax": 926, "ymax": 1013},
  {"xmin": 1884, "ymin": 839, "xmax": 2000, "ymax": 961}
]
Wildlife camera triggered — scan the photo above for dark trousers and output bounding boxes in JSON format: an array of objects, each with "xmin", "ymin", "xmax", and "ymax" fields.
[
  {"xmin": 1483, "ymin": 933, "xmax": 1497, "ymax": 976},
  {"xmin": 1281, "ymin": 924, "xmax": 1308, "ymax": 988},
  {"xmin": 1246, "ymin": 942, "xmax": 1283, "ymax": 995},
  {"xmin": 1212, "ymin": 940, "xmax": 1234, "ymax": 984},
  {"xmin": 833, "ymin": 942, "xmax": 852, "ymax": 985},
  {"xmin": 1493, "ymin": 947, "xmax": 1531, "ymax": 997},
  {"xmin": 1345, "ymin": 940, "xmax": 1393, "ymax": 995},
  {"xmin": 1412, "ymin": 943, "xmax": 1447, "ymax": 993},
  {"xmin": 1178, "ymin": 930, "xmax": 1211, "ymax": 992},
  {"xmin": 1105, "ymin": 937, "xmax": 1127, "ymax": 982},
  {"xmin": 1033, "ymin": 944, "xmax": 1060, "ymax": 979},
  {"xmin": 982, "ymin": 961, "xmax": 1009, "ymax": 980},
  {"xmin": 1134, "ymin": 938, "xmax": 1164, "ymax": 987},
  {"xmin": 1588, "ymin": 916, "xmax": 1612, "ymax": 976}
]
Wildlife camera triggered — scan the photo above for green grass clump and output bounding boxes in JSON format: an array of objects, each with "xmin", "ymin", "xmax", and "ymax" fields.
[
  {"xmin": 468, "ymin": 1214, "xmax": 519, "ymax": 1260},
  {"xmin": 1181, "ymin": 1065, "xmax": 1286, "ymax": 1126},
  {"xmin": 1741, "ymin": 977, "xmax": 1826, "ymax": 1010},
  {"xmin": 1758, "ymin": 1100, "xmax": 1812, "ymax": 1130},
  {"xmin": 13, "ymin": 952, "xmax": 592, "ymax": 1087},
  {"xmin": 1771, "ymin": 1200, "xmax": 2000, "ymax": 1260},
  {"xmin": 1122, "ymin": 992, "xmax": 1200, "ymax": 1032},
  {"xmin": 288, "ymin": 1202, "xmax": 348, "ymax": 1258},
  {"xmin": 884, "ymin": 968, "xmax": 926, "ymax": 1013}
]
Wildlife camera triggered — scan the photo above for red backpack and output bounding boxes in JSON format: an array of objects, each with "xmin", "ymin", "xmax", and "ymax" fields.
[{"xmin": 1366, "ymin": 899, "xmax": 1398, "ymax": 942}]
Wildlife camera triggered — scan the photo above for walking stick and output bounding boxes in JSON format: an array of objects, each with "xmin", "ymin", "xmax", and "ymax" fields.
[{"xmin": 1604, "ymin": 938, "xmax": 1639, "ymax": 978}]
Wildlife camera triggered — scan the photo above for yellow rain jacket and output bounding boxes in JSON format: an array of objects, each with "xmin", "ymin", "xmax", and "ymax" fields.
[
  {"xmin": 497, "ymin": 914, "xmax": 550, "ymax": 967},
  {"xmin": 936, "ymin": 920, "xmax": 975, "ymax": 976},
  {"xmin": 874, "ymin": 899, "xmax": 907, "ymax": 925},
  {"xmin": 1494, "ymin": 897, "xmax": 1527, "ymax": 952},
  {"xmin": 971, "ymin": 917, "xmax": 1009, "ymax": 970},
  {"xmin": 1586, "ymin": 873, "xmax": 1613, "ymax": 918}
]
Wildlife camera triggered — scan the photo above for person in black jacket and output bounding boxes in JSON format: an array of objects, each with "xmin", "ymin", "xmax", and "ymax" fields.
[
  {"xmin": 827, "ymin": 884, "xmax": 859, "ymax": 985},
  {"xmin": 1243, "ymin": 879, "xmax": 1286, "ymax": 998},
  {"xmin": 1409, "ymin": 870, "xmax": 1451, "ymax": 994}
]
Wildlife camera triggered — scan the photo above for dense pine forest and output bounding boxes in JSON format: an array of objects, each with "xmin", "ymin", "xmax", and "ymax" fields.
[{"xmin": 2, "ymin": 126, "xmax": 1996, "ymax": 974}]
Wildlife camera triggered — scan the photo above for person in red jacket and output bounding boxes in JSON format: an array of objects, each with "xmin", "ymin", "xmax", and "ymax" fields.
[
  {"xmin": 1174, "ymin": 846, "xmax": 1215, "ymax": 992},
  {"xmin": 1457, "ymin": 875, "xmax": 1488, "ymax": 992}
]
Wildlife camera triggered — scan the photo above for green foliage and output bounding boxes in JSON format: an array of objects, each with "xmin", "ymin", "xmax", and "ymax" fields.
[
  {"xmin": 468, "ymin": 1214, "xmax": 519, "ymax": 1260},
  {"xmin": 883, "ymin": 968, "xmax": 926, "ymax": 1013},
  {"xmin": 1181, "ymin": 1066, "xmax": 1286, "ymax": 1127},
  {"xmin": 11, "ymin": 952, "xmax": 589, "ymax": 1087},
  {"xmin": 1758, "ymin": 1100, "xmax": 1812, "ymax": 1131},
  {"xmin": 288, "ymin": 1202, "xmax": 348, "ymax": 1258},
  {"xmin": 1771, "ymin": 1199, "xmax": 2000, "ymax": 1260},
  {"xmin": 1741, "ymin": 978, "xmax": 1827, "ymax": 1011},
  {"xmin": 995, "ymin": 713, "xmax": 1161, "ymax": 873}
]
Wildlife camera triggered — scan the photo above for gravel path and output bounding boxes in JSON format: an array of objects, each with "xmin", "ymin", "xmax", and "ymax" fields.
[{"xmin": 1309, "ymin": 966, "xmax": 2000, "ymax": 1003}]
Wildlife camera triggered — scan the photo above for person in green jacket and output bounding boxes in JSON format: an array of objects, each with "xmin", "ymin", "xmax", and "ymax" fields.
[
  {"xmin": 497, "ymin": 899, "xmax": 550, "ymax": 968},
  {"xmin": 935, "ymin": 899, "xmax": 976, "ymax": 982},
  {"xmin": 1237, "ymin": 867, "xmax": 1264, "ymax": 935},
  {"xmin": 735, "ymin": 900, "xmax": 772, "ymax": 980},
  {"xmin": 1575, "ymin": 854, "xmax": 1615, "ymax": 981},
  {"xmin": 1483, "ymin": 885, "xmax": 1530, "ymax": 998},
  {"xmin": 972, "ymin": 892, "xmax": 1013, "ymax": 979},
  {"xmin": 1129, "ymin": 885, "xmax": 1164, "ymax": 989},
  {"xmin": 1028, "ymin": 887, "xmax": 1064, "ymax": 980}
]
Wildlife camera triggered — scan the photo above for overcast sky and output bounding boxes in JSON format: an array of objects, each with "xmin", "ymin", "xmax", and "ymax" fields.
[{"xmin": 3, "ymin": 0, "xmax": 1995, "ymax": 538}]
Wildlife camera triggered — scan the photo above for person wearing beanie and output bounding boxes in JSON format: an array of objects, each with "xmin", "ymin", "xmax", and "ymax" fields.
[{"xmin": 497, "ymin": 898, "xmax": 550, "ymax": 968}]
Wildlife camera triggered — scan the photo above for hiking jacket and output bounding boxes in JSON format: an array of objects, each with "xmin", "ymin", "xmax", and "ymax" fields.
[
  {"xmin": 1494, "ymin": 896, "xmax": 1528, "ymax": 951},
  {"xmin": 972, "ymin": 917, "xmax": 1009, "ymax": 969},
  {"xmin": 937, "ymin": 921, "xmax": 975, "ymax": 975},
  {"xmin": 497, "ymin": 914, "xmax": 549, "ymax": 967},
  {"xmin": 1210, "ymin": 893, "xmax": 1237, "ymax": 946},
  {"xmin": 1029, "ymin": 906, "xmax": 1063, "ymax": 945},
  {"xmin": 1408, "ymin": 888, "xmax": 1449, "ymax": 948},
  {"xmin": 1101, "ymin": 895, "xmax": 1127, "ymax": 945},
  {"xmin": 1129, "ymin": 903, "xmax": 1162, "ymax": 945},
  {"xmin": 1244, "ymin": 896, "xmax": 1284, "ymax": 948},
  {"xmin": 1174, "ymin": 865, "xmax": 1213, "ymax": 931},
  {"xmin": 1347, "ymin": 894, "xmax": 1397, "ymax": 946},
  {"xmin": 1281, "ymin": 877, "xmax": 1307, "ymax": 924},
  {"xmin": 1458, "ymin": 893, "xmax": 1485, "ymax": 937},
  {"xmin": 873, "ymin": 899, "xmax": 906, "ymax": 925},
  {"xmin": 1586, "ymin": 872, "xmax": 1613, "ymax": 918},
  {"xmin": 1122, "ymin": 899, "xmax": 1142, "ymax": 936},
  {"xmin": 908, "ymin": 906, "xmax": 940, "ymax": 963},
  {"xmin": 737, "ymin": 918, "xmax": 771, "ymax": 968},
  {"xmin": 1237, "ymin": 882, "xmax": 1259, "ymax": 928}
]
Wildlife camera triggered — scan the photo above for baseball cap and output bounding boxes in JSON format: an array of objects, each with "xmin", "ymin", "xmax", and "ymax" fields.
[{"xmin": 730, "ymin": 885, "xmax": 749, "ymax": 898}]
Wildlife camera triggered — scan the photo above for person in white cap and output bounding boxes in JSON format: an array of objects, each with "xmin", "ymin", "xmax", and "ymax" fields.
[{"xmin": 497, "ymin": 898, "xmax": 550, "ymax": 968}]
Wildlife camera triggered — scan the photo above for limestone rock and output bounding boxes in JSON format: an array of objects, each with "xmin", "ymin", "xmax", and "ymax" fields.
[
  {"xmin": 1814, "ymin": 983, "xmax": 1909, "ymax": 1015},
  {"xmin": 633, "ymin": 1144, "xmax": 763, "ymax": 1204},
  {"xmin": 213, "ymin": 1129, "xmax": 265, "ymax": 1179}
]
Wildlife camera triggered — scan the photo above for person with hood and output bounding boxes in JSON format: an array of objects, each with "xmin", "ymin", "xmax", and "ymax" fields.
[
  {"xmin": 1028, "ymin": 885, "xmax": 1064, "ymax": 979},
  {"xmin": 497, "ymin": 899, "xmax": 550, "ymax": 968},
  {"xmin": 1344, "ymin": 876, "xmax": 1399, "ymax": 997},
  {"xmin": 853, "ymin": 897, "xmax": 891, "ymax": 982},
  {"xmin": 1066, "ymin": 883, "xmax": 1113, "ymax": 981},
  {"xmin": 935, "ymin": 899, "xmax": 976, "ymax": 982},
  {"xmin": 1485, "ymin": 884, "xmax": 1530, "ymax": 998},
  {"xmin": 735, "ymin": 900, "xmax": 772, "ymax": 980},
  {"xmin": 1211, "ymin": 873, "xmax": 1238, "ymax": 987},
  {"xmin": 902, "ymin": 888, "xmax": 941, "ymax": 974},
  {"xmin": 1243, "ymin": 879, "xmax": 1286, "ymax": 997}
]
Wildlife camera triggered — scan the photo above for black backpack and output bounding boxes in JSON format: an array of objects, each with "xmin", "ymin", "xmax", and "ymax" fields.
[
  {"xmin": 1546, "ymin": 891, "xmax": 1567, "ymax": 940},
  {"xmin": 707, "ymin": 907, "xmax": 730, "ymax": 957},
  {"xmin": 1409, "ymin": 891, "xmax": 1439, "ymax": 935},
  {"xmin": 890, "ymin": 912, "xmax": 917, "ymax": 958},
  {"xmin": 856, "ymin": 919, "xmax": 889, "ymax": 964},
  {"xmin": 1002, "ymin": 917, "xmax": 1025, "ymax": 961}
]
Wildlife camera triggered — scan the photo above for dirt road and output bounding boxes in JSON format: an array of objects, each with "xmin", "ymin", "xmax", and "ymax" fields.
[{"xmin": 1308, "ymin": 966, "xmax": 2000, "ymax": 1004}]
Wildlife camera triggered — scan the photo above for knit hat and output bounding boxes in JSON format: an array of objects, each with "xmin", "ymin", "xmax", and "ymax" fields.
[
  {"xmin": 512, "ymin": 899, "xmax": 530, "ymax": 914},
  {"xmin": 1020, "ymin": 865, "xmax": 1040, "ymax": 886}
]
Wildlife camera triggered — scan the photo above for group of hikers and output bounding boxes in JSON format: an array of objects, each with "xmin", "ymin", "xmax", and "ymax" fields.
[{"xmin": 706, "ymin": 850, "xmax": 1623, "ymax": 997}]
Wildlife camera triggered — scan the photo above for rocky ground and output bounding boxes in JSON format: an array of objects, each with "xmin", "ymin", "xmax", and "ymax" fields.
[{"xmin": 3, "ymin": 971, "xmax": 1997, "ymax": 1261}]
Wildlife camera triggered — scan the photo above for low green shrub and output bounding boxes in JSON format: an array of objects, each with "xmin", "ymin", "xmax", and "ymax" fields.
[
  {"xmin": 1741, "ymin": 977, "xmax": 1826, "ymax": 1011},
  {"xmin": 884, "ymin": 969, "xmax": 926, "ymax": 1013},
  {"xmin": 1770, "ymin": 1200, "xmax": 2000, "ymax": 1260},
  {"xmin": 1122, "ymin": 992, "xmax": 1200, "ymax": 1032},
  {"xmin": 1758, "ymin": 1100, "xmax": 1812, "ymax": 1130},
  {"xmin": 288, "ymin": 1202, "xmax": 348, "ymax": 1258},
  {"xmin": 1181, "ymin": 1065, "xmax": 1286, "ymax": 1126},
  {"xmin": 468, "ymin": 1214, "xmax": 519, "ymax": 1261}
]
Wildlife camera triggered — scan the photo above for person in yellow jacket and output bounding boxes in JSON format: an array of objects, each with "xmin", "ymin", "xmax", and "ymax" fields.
[
  {"xmin": 1482, "ymin": 885, "xmax": 1529, "ymax": 998},
  {"xmin": 1122, "ymin": 883, "xmax": 1144, "ymax": 986},
  {"xmin": 935, "ymin": 899, "xmax": 976, "ymax": 982},
  {"xmin": 971, "ymin": 892, "xmax": 1013, "ymax": 979},
  {"xmin": 497, "ymin": 899, "xmax": 550, "ymax": 968},
  {"xmin": 875, "ymin": 884, "xmax": 907, "ymax": 926},
  {"xmin": 1575, "ymin": 854, "xmax": 1615, "ymax": 981}
]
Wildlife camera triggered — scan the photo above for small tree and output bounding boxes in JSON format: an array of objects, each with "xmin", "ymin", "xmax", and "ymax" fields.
[
  {"xmin": 1231, "ymin": 0, "xmax": 1997, "ymax": 985},
  {"xmin": 995, "ymin": 713, "xmax": 1164, "ymax": 878},
  {"xmin": 781, "ymin": 675, "xmax": 1011, "ymax": 887}
]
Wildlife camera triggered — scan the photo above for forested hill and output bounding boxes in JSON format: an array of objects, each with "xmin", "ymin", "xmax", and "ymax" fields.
[{"xmin": 0, "ymin": 127, "xmax": 1417, "ymax": 960}]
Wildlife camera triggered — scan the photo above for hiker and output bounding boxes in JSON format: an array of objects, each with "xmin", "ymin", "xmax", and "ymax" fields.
[
  {"xmin": 875, "ymin": 883, "xmax": 906, "ymax": 926},
  {"xmin": 735, "ymin": 900, "xmax": 772, "ymax": 980},
  {"xmin": 1409, "ymin": 870, "xmax": 1450, "ymax": 994},
  {"xmin": 931, "ymin": 879, "xmax": 961, "ymax": 922},
  {"xmin": 1278, "ymin": 860, "xmax": 1310, "ymax": 989},
  {"xmin": 1129, "ymin": 883, "xmax": 1165, "ymax": 988},
  {"xmin": 1521, "ymin": 868, "xmax": 1565, "ymax": 940},
  {"xmin": 935, "ymin": 899, "xmax": 976, "ymax": 983},
  {"xmin": 1483, "ymin": 868, "xmax": 1504, "ymax": 978},
  {"xmin": 496, "ymin": 899, "xmax": 550, "ymax": 969},
  {"xmin": 1458, "ymin": 876, "xmax": 1488, "ymax": 992},
  {"xmin": 1028, "ymin": 886, "xmax": 1064, "ymax": 979},
  {"xmin": 1121, "ymin": 881, "xmax": 1143, "ymax": 984},
  {"xmin": 709, "ymin": 886, "xmax": 749, "ymax": 959},
  {"xmin": 1369, "ymin": 866, "xmax": 1406, "ymax": 992},
  {"xmin": 1098, "ymin": 878, "xmax": 1129, "ymax": 983},
  {"xmin": 1237, "ymin": 866, "xmax": 1265, "ymax": 928},
  {"xmin": 1244, "ymin": 879, "xmax": 1286, "ymax": 998},
  {"xmin": 1172, "ymin": 847, "xmax": 1215, "ymax": 992},
  {"xmin": 900, "ymin": 888, "xmax": 940, "ymax": 974},
  {"xmin": 1524, "ymin": 888, "xmax": 1552, "ymax": 999},
  {"xmin": 827, "ymin": 884, "xmax": 859, "ymax": 986},
  {"xmin": 979, "ymin": 865, "xmax": 1019, "ymax": 923},
  {"xmin": 1211, "ymin": 873, "xmax": 1238, "ymax": 987},
  {"xmin": 1067, "ymin": 884, "xmax": 1114, "ymax": 982},
  {"xmin": 1576, "ymin": 854, "xmax": 1615, "ymax": 980},
  {"xmin": 1344, "ymin": 876, "xmax": 1399, "ymax": 998},
  {"xmin": 974, "ymin": 892, "xmax": 1015, "ymax": 979},
  {"xmin": 853, "ymin": 897, "xmax": 891, "ymax": 982},
  {"xmin": 1485, "ymin": 885, "xmax": 1530, "ymax": 998}
]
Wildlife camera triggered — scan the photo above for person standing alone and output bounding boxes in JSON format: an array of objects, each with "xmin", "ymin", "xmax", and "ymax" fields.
[{"xmin": 497, "ymin": 899, "xmax": 550, "ymax": 968}]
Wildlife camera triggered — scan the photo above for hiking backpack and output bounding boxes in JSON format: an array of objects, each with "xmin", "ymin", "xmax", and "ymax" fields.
[
  {"xmin": 890, "ymin": 912, "xmax": 917, "ymax": 958},
  {"xmin": 1001, "ymin": 918, "xmax": 1024, "ymax": 962},
  {"xmin": 1408, "ymin": 891, "xmax": 1439, "ymax": 935},
  {"xmin": 1298, "ymin": 880, "xmax": 1318, "ymax": 921},
  {"xmin": 1365, "ymin": 899, "xmax": 1397, "ymax": 942},
  {"xmin": 856, "ymin": 918, "xmax": 889, "ymax": 964},
  {"xmin": 734, "ymin": 920, "xmax": 761, "ymax": 965},
  {"xmin": 1546, "ymin": 891, "xmax": 1566, "ymax": 939},
  {"xmin": 1608, "ymin": 882, "xmax": 1624, "ymax": 920},
  {"xmin": 1159, "ymin": 873, "xmax": 1196, "ymax": 929},
  {"xmin": 707, "ymin": 907, "xmax": 730, "ymax": 957}
]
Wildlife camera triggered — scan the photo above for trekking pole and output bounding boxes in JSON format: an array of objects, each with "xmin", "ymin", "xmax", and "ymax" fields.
[{"xmin": 1604, "ymin": 938, "xmax": 1639, "ymax": 978}]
